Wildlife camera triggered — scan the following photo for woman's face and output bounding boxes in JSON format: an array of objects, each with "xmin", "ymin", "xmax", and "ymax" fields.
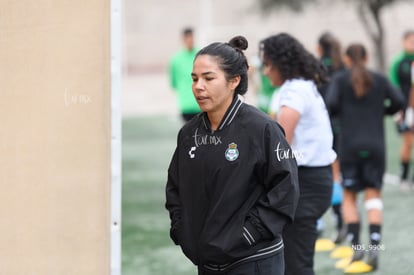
[
  {"xmin": 261, "ymin": 57, "xmax": 283, "ymax": 86},
  {"xmin": 191, "ymin": 55, "xmax": 239, "ymax": 113},
  {"xmin": 403, "ymin": 34, "xmax": 414, "ymax": 54}
]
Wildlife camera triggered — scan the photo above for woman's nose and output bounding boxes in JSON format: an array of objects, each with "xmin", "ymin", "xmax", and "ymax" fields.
[{"xmin": 193, "ymin": 79, "xmax": 204, "ymax": 90}]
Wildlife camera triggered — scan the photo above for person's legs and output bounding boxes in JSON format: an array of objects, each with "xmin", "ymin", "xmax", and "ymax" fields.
[
  {"xmin": 342, "ymin": 189, "xmax": 363, "ymax": 253},
  {"xmin": 331, "ymin": 176, "xmax": 345, "ymax": 243},
  {"xmin": 400, "ymin": 132, "xmax": 413, "ymax": 190},
  {"xmin": 331, "ymin": 125, "xmax": 345, "ymax": 242},
  {"xmin": 340, "ymin": 162, "xmax": 362, "ymax": 254},
  {"xmin": 227, "ymin": 253, "xmax": 284, "ymax": 275},
  {"xmin": 342, "ymin": 159, "xmax": 384, "ymax": 273},
  {"xmin": 364, "ymin": 188, "xmax": 383, "ymax": 269},
  {"xmin": 284, "ymin": 166, "xmax": 332, "ymax": 275},
  {"xmin": 316, "ymin": 160, "xmax": 343, "ymax": 242},
  {"xmin": 284, "ymin": 218, "xmax": 318, "ymax": 275},
  {"xmin": 342, "ymin": 189, "xmax": 358, "ymax": 223},
  {"xmin": 332, "ymin": 203, "xmax": 346, "ymax": 244},
  {"xmin": 364, "ymin": 188, "xmax": 382, "ymax": 225}
]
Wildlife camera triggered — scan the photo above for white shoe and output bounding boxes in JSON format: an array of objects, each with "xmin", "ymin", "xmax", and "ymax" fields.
[{"xmin": 400, "ymin": 180, "xmax": 412, "ymax": 193}]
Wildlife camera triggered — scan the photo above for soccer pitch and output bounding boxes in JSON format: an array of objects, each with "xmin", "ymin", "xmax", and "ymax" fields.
[{"xmin": 122, "ymin": 115, "xmax": 414, "ymax": 275}]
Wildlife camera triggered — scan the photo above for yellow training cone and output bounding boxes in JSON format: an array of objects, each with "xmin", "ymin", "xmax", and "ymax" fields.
[
  {"xmin": 330, "ymin": 246, "xmax": 353, "ymax": 259},
  {"xmin": 344, "ymin": 260, "xmax": 374, "ymax": 273},
  {"xmin": 335, "ymin": 257, "xmax": 352, "ymax": 269},
  {"xmin": 315, "ymin": 238, "xmax": 336, "ymax": 252}
]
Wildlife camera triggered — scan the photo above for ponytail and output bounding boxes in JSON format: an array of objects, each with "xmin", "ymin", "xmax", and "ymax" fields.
[{"xmin": 346, "ymin": 44, "xmax": 372, "ymax": 98}]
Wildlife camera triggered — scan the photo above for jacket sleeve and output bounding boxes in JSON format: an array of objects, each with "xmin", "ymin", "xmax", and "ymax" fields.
[
  {"xmin": 325, "ymin": 75, "xmax": 342, "ymax": 116},
  {"xmin": 245, "ymin": 122, "xmax": 299, "ymax": 241},
  {"xmin": 165, "ymin": 143, "xmax": 181, "ymax": 245},
  {"xmin": 384, "ymin": 77, "xmax": 405, "ymax": 115}
]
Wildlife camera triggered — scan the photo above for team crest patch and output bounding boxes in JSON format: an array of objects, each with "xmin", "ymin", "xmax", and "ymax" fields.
[{"xmin": 225, "ymin": 143, "xmax": 239, "ymax": 161}]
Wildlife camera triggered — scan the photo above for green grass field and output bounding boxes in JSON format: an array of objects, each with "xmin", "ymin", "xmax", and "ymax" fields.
[{"xmin": 122, "ymin": 115, "xmax": 414, "ymax": 275}]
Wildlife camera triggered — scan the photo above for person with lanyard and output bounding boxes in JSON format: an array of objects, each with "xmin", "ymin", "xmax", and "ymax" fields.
[
  {"xmin": 388, "ymin": 29, "xmax": 414, "ymax": 191},
  {"xmin": 169, "ymin": 27, "xmax": 201, "ymax": 122},
  {"xmin": 165, "ymin": 35, "xmax": 299, "ymax": 275},
  {"xmin": 325, "ymin": 43, "xmax": 404, "ymax": 273},
  {"xmin": 260, "ymin": 33, "xmax": 337, "ymax": 275}
]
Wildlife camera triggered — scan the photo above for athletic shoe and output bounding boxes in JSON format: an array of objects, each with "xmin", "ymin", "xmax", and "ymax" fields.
[
  {"xmin": 400, "ymin": 180, "xmax": 412, "ymax": 193},
  {"xmin": 343, "ymin": 251, "xmax": 378, "ymax": 273},
  {"xmin": 336, "ymin": 250, "xmax": 366, "ymax": 273},
  {"xmin": 351, "ymin": 250, "xmax": 365, "ymax": 262},
  {"xmin": 366, "ymin": 250, "xmax": 378, "ymax": 270}
]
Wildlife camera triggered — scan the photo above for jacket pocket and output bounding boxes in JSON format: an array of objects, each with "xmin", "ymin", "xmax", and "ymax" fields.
[
  {"xmin": 242, "ymin": 219, "xmax": 262, "ymax": 246},
  {"xmin": 242, "ymin": 214, "xmax": 273, "ymax": 246},
  {"xmin": 199, "ymin": 216, "xmax": 270, "ymax": 264}
]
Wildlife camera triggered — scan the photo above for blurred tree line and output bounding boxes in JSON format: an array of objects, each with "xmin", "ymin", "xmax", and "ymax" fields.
[{"xmin": 257, "ymin": 0, "xmax": 414, "ymax": 73}]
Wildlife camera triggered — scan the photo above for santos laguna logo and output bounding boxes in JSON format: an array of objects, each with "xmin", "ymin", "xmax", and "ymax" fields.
[
  {"xmin": 225, "ymin": 143, "xmax": 239, "ymax": 161},
  {"xmin": 274, "ymin": 142, "xmax": 303, "ymax": 161}
]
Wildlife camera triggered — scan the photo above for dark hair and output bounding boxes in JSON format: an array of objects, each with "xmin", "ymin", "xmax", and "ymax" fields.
[
  {"xmin": 195, "ymin": 35, "xmax": 249, "ymax": 96},
  {"xmin": 345, "ymin": 43, "xmax": 372, "ymax": 98},
  {"xmin": 318, "ymin": 32, "xmax": 333, "ymax": 55},
  {"xmin": 403, "ymin": 29, "xmax": 414, "ymax": 40},
  {"xmin": 318, "ymin": 32, "xmax": 343, "ymax": 73},
  {"xmin": 182, "ymin": 27, "xmax": 193, "ymax": 36},
  {"xmin": 260, "ymin": 33, "xmax": 328, "ymax": 86}
]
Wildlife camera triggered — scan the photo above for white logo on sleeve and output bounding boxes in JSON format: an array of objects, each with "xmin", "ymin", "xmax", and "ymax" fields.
[
  {"xmin": 274, "ymin": 142, "xmax": 303, "ymax": 161},
  {"xmin": 189, "ymin": 146, "xmax": 196, "ymax": 159}
]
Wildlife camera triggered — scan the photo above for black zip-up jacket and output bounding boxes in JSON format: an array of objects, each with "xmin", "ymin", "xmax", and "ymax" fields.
[{"xmin": 165, "ymin": 97, "xmax": 299, "ymax": 272}]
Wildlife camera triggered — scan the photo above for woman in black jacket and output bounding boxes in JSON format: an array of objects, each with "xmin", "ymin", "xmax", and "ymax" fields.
[{"xmin": 165, "ymin": 35, "xmax": 299, "ymax": 275}]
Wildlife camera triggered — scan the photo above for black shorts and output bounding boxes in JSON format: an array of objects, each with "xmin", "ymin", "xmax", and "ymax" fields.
[{"xmin": 341, "ymin": 160, "xmax": 384, "ymax": 192}]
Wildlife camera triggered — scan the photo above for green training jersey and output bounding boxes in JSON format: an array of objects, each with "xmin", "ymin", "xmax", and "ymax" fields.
[
  {"xmin": 388, "ymin": 51, "xmax": 414, "ymax": 103},
  {"xmin": 257, "ymin": 74, "xmax": 278, "ymax": 113},
  {"xmin": 169, "ymin": 49, "xmax": 201, "ymax": 114}
]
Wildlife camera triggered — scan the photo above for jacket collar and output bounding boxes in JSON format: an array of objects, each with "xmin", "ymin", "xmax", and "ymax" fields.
[{"xmin": 202, "ymin": 97, "xmax": 243, "ymax": 132}]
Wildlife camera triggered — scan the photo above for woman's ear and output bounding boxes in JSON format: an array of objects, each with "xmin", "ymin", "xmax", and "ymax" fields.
[
  {"xmin": 363, "ymin": 55, "xmax": 369, "ymax": 65},
  {"xmin": 343, "ymin": 55, "xmax": 351, "ymax": 68},
  {"xmin": 229, "ymin": 75, "xmax": 241, "ymax": 91}
]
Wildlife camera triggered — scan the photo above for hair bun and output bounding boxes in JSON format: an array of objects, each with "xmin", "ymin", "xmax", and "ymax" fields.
[{"xmin": 229, "ymin": 36, "xmax": 248, "ymax": 51}]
